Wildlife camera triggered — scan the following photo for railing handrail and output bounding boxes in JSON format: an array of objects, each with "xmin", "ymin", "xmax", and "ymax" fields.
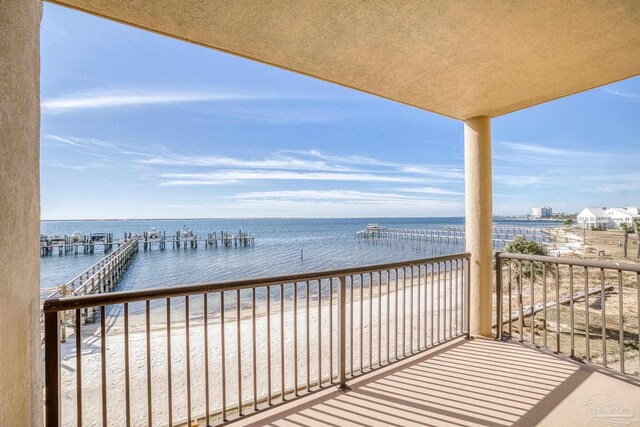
[
  {"xmin": 498, "ymin": 252, "xmax": 640, "ymax": 273},
  {"xmin": 43, "ymin": 252, "xmax": 470, "ymax": 312}
]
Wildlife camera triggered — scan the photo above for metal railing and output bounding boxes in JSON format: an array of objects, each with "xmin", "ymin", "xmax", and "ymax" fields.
[
  {"xmin": 43, "ymin": 252, "xmax": 470, "ymax": 426},
  {"xmin": 495, "ymin": 252, "xmax": 640, "ymax": 375}
]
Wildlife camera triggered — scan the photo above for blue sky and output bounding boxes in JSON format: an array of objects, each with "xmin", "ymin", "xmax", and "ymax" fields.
[{"xmin": 41, "ymin": 4, "xmax": 639, "ymax": 220}]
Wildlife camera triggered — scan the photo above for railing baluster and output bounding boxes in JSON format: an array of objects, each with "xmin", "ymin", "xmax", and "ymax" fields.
[
  {"xmin": 569, "ymin": 265, "xmax": 574, "ymax": 356},
  {"xmin": 369, "ymin": 273, "xmax": 373, "ymax": 369},
  {"xmin": 386, "ymin": 270, "xmax": 390, "ymax": 364},
  {"xmin": 542, "ymin": 263, "xmax": 547, "ymax": 349},
  {"xmin": 329, "ymin": 280, "xmax": 333, "ymax": 383},
  {"xmin": 466, "ymin": 257, "xmax": 471, "ymax": 339},
  {"xmin": 531, "ymin": 261, "xmax": 535, "ymax": 346},
  {"xmin": 378, "ymin": 271, "xmax": 382, "ymax": 366},
  {"xmin": 508, "ymin": 261, "xmax": 513, "ymax": 338},
  {"xmin": 495, "ymin": 253, "xmax": 502, "ymax": 340},
  {"xmin": 417, "ymin": 266, "xmax": 421, "ymax": 350},
  {"xmin": 455, "ymin": 260, "xmax": 459, "ymax": 336},
  {"xmin": 430, "ymin": 263, "xmax": 434, "ymax": 346},
  {"xmin": 401, "ymin": 268, "xmax": 406, "ymax": 357},
  {"xmin": 236, "ymin": 289, "xmax": 242, "ymax": 416},
  {"xmin": 350, "ymin": 277, "xmax": 354, "ymax": 375},
  {"xmin": 267, "ymin": 286, "xmax": 272, "ymax": 404},
  {"xmin": 102, "ymin": 305, "xmax": 108, "ymax": 427},
  {"xmin": 306, "ymin": 281, "xmax": 310, "ymax": 391},
  {"xmin": 124, "ymin": 302, "xmax": 131, "ymax": 427},
  {"xmin": 618, "ymin": 270, "xmax": 624, "ymax": 374},
  {"xmin": 449, "ymin": 260, "xmax": 453, "ymax": 340},
  {"xmin": 409, "ymin": 266, "xmax": 414, "ymax": 354},
  {"xmin": 318, "ymin": 280, "xmax": 322, "ymax": 387},
  {"xmin": 395, "ymin": 269, "xmax": 398, "ymax": 359},
  {"xmin": 556, "ymin": 264, "xmax": 561, "ymax": 353},
  {"xmin": 359, "ymin": 274, "xmax": 363, "ymax": 372},
  {"xmin": 280, "ymin": 284, "xmax": 285, "ymax": 400},
  {"xmin": 601, "ymin": 268, "xmax": 607, "ymax": 368},
  {"xmin": 220, "ymin": 292, "xmax": 227, "ymax": 421},
  {"xmin": 338, "ymin": 275, "xmax": 348, "ymax": 392},
  {"xmin": 294, "ymin": 283, "xmax": 298, "ymax": 396},
  {"xmin": 203, "ymin": 294, "xmax": 210, "ymax": 425},
  {"xmin": 166, "ymin": 298, "xmax": 172, "ymax": 426},
  {"xmin": 518, "ymin": 261, "xmax": 523, "ymax": 343},
  {"xmin": 252, "ymin": 288, "xmax": 257, "ymax": 411},
  {"xmin": 584, "ymin": 267, "xmax": 590, "ymax": 362},
  {"xmin": 185, "ymin": 296, "xmax": 192, "ymax": 424},
  {"xmin": 437, "ymin": 262, "xmax": 441, "ymax": 343},
  {"xmin": 443, "ymin": 261, "xmax": 447, "ymax": 342}
]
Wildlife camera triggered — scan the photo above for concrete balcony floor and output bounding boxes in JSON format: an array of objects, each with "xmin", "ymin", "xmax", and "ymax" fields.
[{"xmin": 230, "ymin": 338, "xmax": 640, "ymax": 427}]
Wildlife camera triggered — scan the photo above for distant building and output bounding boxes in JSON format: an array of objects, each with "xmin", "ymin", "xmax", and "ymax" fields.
[
  {"xmin": 577, "ymin": 207, "xmax": 639, "ymax": 229},
  {"xmin": 531, "ymin": 207, "xmax": 552, "ymax": 218}
]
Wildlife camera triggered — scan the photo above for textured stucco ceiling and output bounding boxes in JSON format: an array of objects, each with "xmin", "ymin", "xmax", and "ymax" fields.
[{"xmin": 49, "ymin": 0, "xmax": 640, "ymax": 120}]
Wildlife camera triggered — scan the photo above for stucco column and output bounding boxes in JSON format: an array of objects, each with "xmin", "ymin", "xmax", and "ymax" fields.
[
  {"xmin": 0, "ymin": 0, "xmax": 42, "ymax": 425},
  {"xmin": 464, "ymin": 116, "xmax": 493, "ymax": 337}
]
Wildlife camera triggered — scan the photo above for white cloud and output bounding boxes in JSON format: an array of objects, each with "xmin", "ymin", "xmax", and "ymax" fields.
[
  {"xmin": 41, "ymin": 89, "xmax": 303, "ymax": 113},
  {"xmin": 140, "ymin": 154, "xmax": 356, "ymax": 172},
  {"xmin": 160, "ymin": 170, "xmax": 421, "ymax": 186},
  {"xmin": 231, "ymin": 189, "xmax": 440, "ymax": 203},
  {"xmin": 398, "ymin": 187, "xmax": 464, "ymax": 196},
  {"xmin": 601, "ymin": 87, "xmax": 639, "ymax": 98},
  {"xmin": 500, "ymin": 142, "xmax": 579, "ymax": 157}
]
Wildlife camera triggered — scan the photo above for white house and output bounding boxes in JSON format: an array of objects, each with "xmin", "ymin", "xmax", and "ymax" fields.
[
  {"xmin": 577, "ymin": 207, "xmax": 639, "ymax": 229},
  {"xmin": 605, "ymin": 207, "xmax": 640, "ymax": 228}
]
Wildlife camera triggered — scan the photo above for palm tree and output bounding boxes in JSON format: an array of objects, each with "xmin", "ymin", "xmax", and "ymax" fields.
[
  {"xmin": 634, "ymin": 218, "xmax": 640, "ymax": 258},
  {"xmin": 619, "ymin": 222, "xmax": 633, "ymax": 258}
]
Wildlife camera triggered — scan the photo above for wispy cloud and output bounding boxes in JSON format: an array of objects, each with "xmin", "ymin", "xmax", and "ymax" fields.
[
  {"xmin": 140, "ymin": 153, "xmax": 356, "ymax": 172},
  {"xmin": 160, "ymin": 170, "xmax": 421, "ymax": 186},
  {"xmin": 41, "ymin": 89, "xmax": 312, "ymax": 113},
  {"xmin": 398, "ymin": 187, "xmax": 464, "ymax": 196},
  {"xmin": 601, "ymin": 87, "xmax": 639, "ymax": 98},
  {"xmin": 230, "ymin": 189, "xmax": 457, "ymax": 204},
  {"xmin": 500, "ymin": 142, "xmax": 579, "ymax": 157}
]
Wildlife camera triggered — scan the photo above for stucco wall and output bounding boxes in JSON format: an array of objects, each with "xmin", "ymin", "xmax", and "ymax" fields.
[
  {"xmin": 464, "ymin": 117, "xmax": 493, "ymax": 336},
  {"xmin": 0, "ymin": 0, "xmax": 42, "ymax": 425}
]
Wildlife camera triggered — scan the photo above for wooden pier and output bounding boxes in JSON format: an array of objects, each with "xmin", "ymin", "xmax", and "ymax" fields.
[
  {"xmin": 139, "ymin": 230, "xmax": 254, "ymax": 250},
  {"xmin": 40, "ymin": 229, "xmax": 254, "ymax": 256},
  {"xmin": 40, "ymin": 233, "xmax": 115, "ymax": 256},
  {"xmin": 40, "ymin": 236, "xmax": 140, "ymax": 342},
  {"xmin": 356, "ymin": 225, "xmax": 553, "ymax": 248}
]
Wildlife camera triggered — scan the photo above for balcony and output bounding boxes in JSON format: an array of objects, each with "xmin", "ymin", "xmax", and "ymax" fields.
[
  {"xmin": 3, "ymin": 1, "xmax": 640, "ymax": 425},
  {"xmin": 43, "ymin": 252, "xmax": 640, "ymax": 426},
  {"xmin": 229, "ymin": 338, "xmax": 640, "ymax": 427}
]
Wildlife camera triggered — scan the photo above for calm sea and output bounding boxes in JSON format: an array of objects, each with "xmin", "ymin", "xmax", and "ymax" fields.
[{"xmin": 40, "ymin": 217, "xmax": 551, "ymax": 291}]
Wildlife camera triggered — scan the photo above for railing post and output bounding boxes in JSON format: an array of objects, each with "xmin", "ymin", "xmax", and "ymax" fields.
[
  {"xmin": 44, "ymin": 310, "xmax": 61, "ymax": 427},
  {"xmin": 495, "ymin": 252, "xmax": 502, "ymax": 340},
  {"xmin": 466, "ymin": 257, "xmax": 471, "ymax": 340},
  {"xmin": 337, "ymin": 275, "xmax": 350, "ymax": 392},
  {"xmin": 59, "ymin": 285, "xmax": 67, "ymax": 343}
]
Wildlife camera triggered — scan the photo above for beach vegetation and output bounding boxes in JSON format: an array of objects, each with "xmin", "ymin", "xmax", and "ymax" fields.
[{"xmin": 503, "ymin": 236, "xmax": 548, "ymax": 281}]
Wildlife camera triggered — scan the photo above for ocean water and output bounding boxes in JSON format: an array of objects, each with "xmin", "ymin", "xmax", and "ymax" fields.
[
  {"xmin": 41, "ymin": 217, "xmax": 557, "ymax": 292},
  {"xmin": 40, "ymin": 217, "xmax": 472, "ymax": 291}
]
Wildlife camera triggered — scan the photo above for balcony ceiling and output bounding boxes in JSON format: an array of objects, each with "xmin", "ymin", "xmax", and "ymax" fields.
[{"xmin": 50, "ymin": 0, "xmax": 640, "ymax": 120}]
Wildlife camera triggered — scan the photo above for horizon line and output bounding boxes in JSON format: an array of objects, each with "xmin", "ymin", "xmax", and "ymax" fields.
[{"xmin": 40, "ymin": 214, "xmax": 564, "ymax": 221}]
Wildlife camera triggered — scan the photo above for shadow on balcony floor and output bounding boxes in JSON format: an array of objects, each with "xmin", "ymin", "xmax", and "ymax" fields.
[{"xmin": 231, "ymin": 338, "xmax": 640, "ymax": 427}]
